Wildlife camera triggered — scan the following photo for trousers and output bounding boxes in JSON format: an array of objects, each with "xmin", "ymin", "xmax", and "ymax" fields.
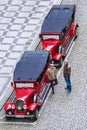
[
  {"xmin": 65, "ymin": 76, "xmax": 71, "ymax": 91},
  {"xmin": 51, "ymin": 78, "xmax": 58, "ymax": 94}
]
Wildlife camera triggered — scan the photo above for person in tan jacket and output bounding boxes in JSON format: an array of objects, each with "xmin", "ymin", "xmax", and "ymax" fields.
[{"xmin": 47, "ymin": 64, "xmax": 58, "ymax": 94}]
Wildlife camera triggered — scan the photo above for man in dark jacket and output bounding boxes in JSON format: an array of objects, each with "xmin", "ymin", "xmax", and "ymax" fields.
[{"xmin": 63, "ymin": 60, "xmax": 72, "ymax": 93}]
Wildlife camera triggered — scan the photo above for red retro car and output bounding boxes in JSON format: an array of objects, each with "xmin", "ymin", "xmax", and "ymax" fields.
[
  {"xmin": 4, "ymin": 50, "xmax": 55, "ymax": 121},
  {"xmin": 40, "ymin": 4, "xmax": 78, "ymax": 67}
]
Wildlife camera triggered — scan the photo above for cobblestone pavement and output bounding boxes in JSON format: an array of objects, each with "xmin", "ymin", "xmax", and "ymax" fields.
[
  {"xmin": 0, "ymin": 0, "xmax": 87, "ymax": 130},
  {"xmin": 0, "ymin": 0, "xmax": 62, "ymax": 109}
]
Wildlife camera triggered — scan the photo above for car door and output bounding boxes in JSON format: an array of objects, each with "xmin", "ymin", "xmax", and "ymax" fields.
[{"xmin": 60, "ymin": 25, "xmax": 71, "ymax": 53}]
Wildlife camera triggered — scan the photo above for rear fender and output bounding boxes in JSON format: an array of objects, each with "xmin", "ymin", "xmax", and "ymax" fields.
[{"xmin": 71, "ymin": 23, "xmax": 79, "ymax": 36}]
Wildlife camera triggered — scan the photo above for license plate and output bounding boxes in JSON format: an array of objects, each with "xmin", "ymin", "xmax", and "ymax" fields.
[{"xmin": 14, "ymin": 115, "xmax": 24, "ymax": 118}]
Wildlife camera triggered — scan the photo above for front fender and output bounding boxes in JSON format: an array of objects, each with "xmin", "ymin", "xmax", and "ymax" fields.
[
  {"xmin": 4, "ymin": 102, "xmax": 14, "ymax": 111},
  {"xmin": 53, "ymin": 53, "xmax": 63, "ymax": 61},
  {"xmin": 28, "ymin": 103, "xmax": 38, "ymax": 111},
  {"xmin": 71, "ymin": 23, "xmax": 79, "ymax": 36}
]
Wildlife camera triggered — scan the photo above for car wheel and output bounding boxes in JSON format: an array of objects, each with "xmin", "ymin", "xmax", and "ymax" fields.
[
  {"xmin": 5, "ymin": 111, "xmax": 12, "ymax": 121},
  {"xmin": 6, "ymin": 116, "xmax": 12, "ymax": 121},
  {"xmin": 33, "ymin": 109, "xmax": 39, "ymax": 121}
]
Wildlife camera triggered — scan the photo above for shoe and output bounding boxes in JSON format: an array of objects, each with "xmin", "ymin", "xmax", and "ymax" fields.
[
  {"xmin": 65, "ymin": 87, "xmax": 68, "ymax": 89},
  {"xmin": 52, "ymin": 91, "xmax": 55, "ymax": 94},
  {"xmin": 67, "ymin": 90, "xmax": 71, "ymax": 93}
]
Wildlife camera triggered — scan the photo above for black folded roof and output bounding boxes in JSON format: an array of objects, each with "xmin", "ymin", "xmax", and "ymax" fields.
[
  {"xmin": 13, "ymin": 51, "xmax": 50, "ymax": 82},
  {"xmin": 41, "ymin": 5, "xmax": 76, "ymax": 33}
]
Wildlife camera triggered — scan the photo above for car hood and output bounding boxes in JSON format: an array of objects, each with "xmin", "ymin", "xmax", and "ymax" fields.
[
  {"xmin": 42, "ymin": 40, "xmax": 60, "ymax": 50},
  {"xmin": 15, "ymin": 88, "xmax": 35, "ymax": 100}
]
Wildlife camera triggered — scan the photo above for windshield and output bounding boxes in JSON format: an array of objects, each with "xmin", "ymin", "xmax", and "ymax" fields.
[
  {"xmin": 42, "ymin": 34, "xmax": 59, "ymax": 40},
  {"xmin": 16, "ymin": 83, "xmax": 34, "ymax": 88}
]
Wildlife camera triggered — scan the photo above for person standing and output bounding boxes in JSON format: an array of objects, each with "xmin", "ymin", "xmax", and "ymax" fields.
[
  {"xmin": 63, "ymin": 60, "xmax": 72, "ymax": 93},
  {"xmin": 47, "ymin": 64, "xmax": 58, "ymax": 94}
]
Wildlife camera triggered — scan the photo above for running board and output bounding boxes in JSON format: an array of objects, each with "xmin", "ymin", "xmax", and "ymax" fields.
[
  {"xmin": 65, "ymin": 36, "xmax": 75, "ymax": 54},
  {"xmin": 39, "ymin": 83, "xmax": 51, "ymax": 103}
]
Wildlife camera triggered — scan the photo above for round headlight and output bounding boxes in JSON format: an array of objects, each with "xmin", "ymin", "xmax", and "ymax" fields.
[
  {"xmin": 23, "ymin": 105, "xmax": 27, "ymax": 110},
  {"xmin": 12, "ymin": 104, "xmax": 15, "ymax": 109}
]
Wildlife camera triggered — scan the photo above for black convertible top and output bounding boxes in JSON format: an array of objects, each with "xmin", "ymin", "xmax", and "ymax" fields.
[
  {"xmin": 13, "ymin": 50, "xmax": 50, "ymax": 82},
  {"xmin": 41, "ymin": 5, "xmax": 76, "ymax": 33}
]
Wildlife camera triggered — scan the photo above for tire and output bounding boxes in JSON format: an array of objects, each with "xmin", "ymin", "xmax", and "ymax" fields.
[
  {"xmin": 33, "ymin": 109, "xmax": 39, "ymax": 121},
  {"xmin": 5, "ymin": 111, "xmax": 12, "ymax": 121},
  {"xmin": 6, "ymin": 116, "xmax": 12, "ymax": 121}
]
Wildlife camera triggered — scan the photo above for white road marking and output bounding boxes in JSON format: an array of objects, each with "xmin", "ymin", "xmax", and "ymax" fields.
[
  {"xmin": 0, "ymin": 115, "xmax": 5, "ymax": 120},
  {"xmin": 0, "ymin": 120, "xmax": 37, "ymax": 125}
]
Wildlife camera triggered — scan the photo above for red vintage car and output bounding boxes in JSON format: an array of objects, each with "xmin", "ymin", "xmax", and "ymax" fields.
[
  {"xmin": 40, "ymin": 4, "xmax": 78, "ymax": 67},
  {"xmin": 4, "ymin": 50, "xmax": 55, "ymax": 121}
]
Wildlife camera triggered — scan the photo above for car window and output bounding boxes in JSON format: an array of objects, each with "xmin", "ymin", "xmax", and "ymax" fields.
[
  {"xmin": 60, "ymin": 26, "xmax": 69, "ymax": 40},
  {"xmin": 59, "ymin": 32, "xmax": 65, "ymax": 40},
  {"xmin": 16, "ymin": 83, "xmax": 34, "ymax": 88},
  {"xmin": 42, "ymin": 35, "xmax": 59, "ymax": 40}
]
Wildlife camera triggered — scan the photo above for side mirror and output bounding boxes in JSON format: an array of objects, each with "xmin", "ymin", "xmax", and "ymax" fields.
[
  {"xmin": 39, "ymin": 34, "xmax": 41, "ymax": 38},
  {"xmin": 39, "ymin": 34, "xmax": 42, "ymax": 39}
]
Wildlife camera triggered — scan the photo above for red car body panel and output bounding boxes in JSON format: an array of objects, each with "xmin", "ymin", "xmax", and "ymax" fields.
[
  {"xmin": 16, "ymin": 88, "xmax": 35, "ymax": 99},
  {"xmin": 4, "ymin": 102, "xmax": 15, "ymax": 111},
  {"xmin": 28, "ymin": 103, "xmax": 38, "ymax": 111}
]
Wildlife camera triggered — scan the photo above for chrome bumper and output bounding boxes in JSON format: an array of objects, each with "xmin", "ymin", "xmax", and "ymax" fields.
[{"xmin": 5, "ymin": 114, "xmax": 34, "ymax": 118}]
